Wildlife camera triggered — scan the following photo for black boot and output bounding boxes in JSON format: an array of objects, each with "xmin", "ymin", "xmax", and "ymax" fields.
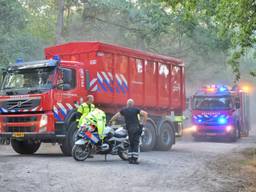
[{"xmin": 133, "ymin": 157, "xmax": 139, "ymax": 164}]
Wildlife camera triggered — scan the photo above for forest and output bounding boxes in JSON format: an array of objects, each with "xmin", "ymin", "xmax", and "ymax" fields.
[{"xmin": 0, "ymin": 0, "xmax": 255, "ymax": 94}]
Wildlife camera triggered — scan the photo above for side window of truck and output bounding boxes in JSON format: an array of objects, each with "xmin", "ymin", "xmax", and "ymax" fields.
[{"xmin": 57, "ymin": 68, "xmax": 76, "ymax": 90}]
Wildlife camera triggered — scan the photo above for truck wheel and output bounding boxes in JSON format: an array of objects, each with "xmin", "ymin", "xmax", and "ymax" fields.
[
  {"xmin": 141, "ymin": 119, "xmax": 156, "ymax": 152},
  {"xmin": 11, "ymin": 139, "xmax": 41, "ymax": 154},
  {"xmin": 156, "ymin": 121, "xmax": 174, "ymax": 151},
  {"xmin": 230, "ymin": 127, "xmax": 240, "ymax": 142},
  {"xmin": 60, "ymin": 121, "xmax": 78, "ymax": 156},
  {"xmin": 243, "ymin": 128, "xmax": 249, "ymax": 137}
]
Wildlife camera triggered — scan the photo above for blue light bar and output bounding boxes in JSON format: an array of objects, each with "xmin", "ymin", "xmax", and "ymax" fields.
[
  {"xmin": 219, "ymin": 87, "xmax": 227, "ymax": 92},
  {"xmin": 53, "ymin": 55, "xmax": 61, "ymax": 63},
  {"xmin": 16, "ymin": 58, "xmax": 24, "ymax": 64},
  {"xmin": 217, "ymin": 117, "xmax": 227, "ymax": 124}
]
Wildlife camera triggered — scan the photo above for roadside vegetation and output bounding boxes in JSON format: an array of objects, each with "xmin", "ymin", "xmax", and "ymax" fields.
[{"xmin": 210, "ymin": 148, "xmax": 256, "ymax": 192}]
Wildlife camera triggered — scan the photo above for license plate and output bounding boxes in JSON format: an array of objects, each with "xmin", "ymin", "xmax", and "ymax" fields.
[
  {"xmin": 12, "ymin": 132, "xmax": 25, "ymax": 138},
  {"xmin": 206, "ymin": 133, "xmax": 217, "ymax": 136}
]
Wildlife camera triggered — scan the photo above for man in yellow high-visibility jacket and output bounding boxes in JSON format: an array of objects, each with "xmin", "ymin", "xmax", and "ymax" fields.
[
  {"xmin": 76, "ymin": 95, "xmax": 96, "ymax": 127},
  {"xmin": 80, "ymin": 108, "xmax": 107, "ymax": 140}
]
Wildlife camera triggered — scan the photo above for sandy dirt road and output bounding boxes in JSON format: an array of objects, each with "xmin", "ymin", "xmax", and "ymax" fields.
[{"xmin": 0, "ymin": 132, "xmax": 256, "ymax": 192}]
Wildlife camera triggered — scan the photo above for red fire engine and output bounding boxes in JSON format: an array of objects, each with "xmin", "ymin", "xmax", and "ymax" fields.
[
  {"xmin": 0, "ymin": 42, "xmax": 185, "ymax": 155},
  {"xmin": 191, "ymin": 85, "xmax": 250, "ymax": 141}
]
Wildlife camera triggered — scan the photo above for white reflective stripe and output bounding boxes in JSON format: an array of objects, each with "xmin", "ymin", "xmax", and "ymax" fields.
[
  {"xmin": 2, "ymin": 108, "xmax": 8, "ymax": 112},
  {"xmin": 74, "ymin": 104, "xmax": 80, "ymax": 108},
  {"xmin": 32, "ymin": 107, "xmax": 38, "ymax": 111},
  {"xmin": 102, "ymin": 72, "xmax": 110, "ymax": 83},
  {"xmin": 205, "ymin": 115, "xmax": 209, "ymax": 118},
  {"xmin": 53, "ymin": 106, "xmax": 58, "ymax": 114},
  {"xmin": 91, "ymin": 85, "xmax": 98, "ymax": 92},
  {"xmin": 90, "ymin": 78, "xmax": 97, "ymax": 87},
  {"xmin": 97, "ymin": 72, "xmax": 103, "ymax": 83},
  {"xmin": 40, "ymin": 107, "xmax": 43, "ymax": 111},
  {"xmin": 23, "ymin": 109, "xmax": 29, "ymax": 112},
  {"xmin": 66, "ymin": 103, "xmax": 73, "ymax": 110},
  {"xmin": 120, "ymin": 74, "xmax": 127, "ymax": 86},
  {"xmin": 11, "ymin": 110, "xmax": 15, "ymax": 112},
  {"xmin": 115, "ymin": 74, "xmax": 122, "ymax": 84},
  {"xmin": 108, "ymin": 72, "xmax": 113, "ymax": 80},
  {"xmin": 57, "ymin": 103, "xmax": 67, "ymax": 114}
]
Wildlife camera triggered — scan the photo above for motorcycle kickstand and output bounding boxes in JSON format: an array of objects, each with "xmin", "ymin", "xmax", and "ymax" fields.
[{"xmin": 104, "ymin": 154, "xmax": 107, "ymax": 161}]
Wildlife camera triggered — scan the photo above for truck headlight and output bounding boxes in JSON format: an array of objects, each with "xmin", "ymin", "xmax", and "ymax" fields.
[
  {"xmin": 192, "ymin": 125, "xmax": 197, "ymax": 132},
  {"xmin": 225, "ymin": 125, "xmax": 233, "ymax": 133},
  {"xmin": 40, "ymin": 114, "xmax": 48, "ymax": 128}
]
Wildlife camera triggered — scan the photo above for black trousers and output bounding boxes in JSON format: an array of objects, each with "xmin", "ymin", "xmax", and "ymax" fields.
[{"xmin": 127, "ymin": 124, "xmax": 141, "ymax": 159}]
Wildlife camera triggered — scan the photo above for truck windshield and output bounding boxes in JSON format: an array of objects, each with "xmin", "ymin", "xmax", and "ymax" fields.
[
  {"xmin": 192, "ymin": 96, "xmax": 232, "ymax": 110},
  {"xmin": 1, "ymin": 67, "xmax": 55, "ymax": 95}
]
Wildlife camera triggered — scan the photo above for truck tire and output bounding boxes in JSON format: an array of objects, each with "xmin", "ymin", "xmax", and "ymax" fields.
[
  {"xmin": 243, "ymin": 128, "xmax": 249, "ymax": 137},
  {"xmin": 141, "ymin": 118, "xmax": 156, "ymax": 152},
  {"xmin": 11, "ymin": 139, "xmax": 41, "ymax": 154},
  {"xmin": 156, "ymin": 121, "xmax": 175, "ymax": 151},
  {"xmin": 60, "ymin": 121, "xmax": 78, "ymax": 156},
  {"xmin": 230, "ymin": 126, "xmax": 240, "ymax": 142}
]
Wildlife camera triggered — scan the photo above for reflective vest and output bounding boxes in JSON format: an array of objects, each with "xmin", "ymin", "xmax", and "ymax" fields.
[
  {"xmin": 80, "ymin": 108, "xmax": 106, "ymax": 139},
  {"xmin": 77, "ymin": 103, "xmax": 95, "ymax": 126},
  {"xmin": 174, "ymin": 115, "xmax": 186, "ymax": 122}
]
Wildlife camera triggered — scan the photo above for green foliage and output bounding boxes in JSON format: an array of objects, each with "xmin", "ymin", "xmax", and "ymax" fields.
[
  {"xmin": 2, "ymin": 0, "xmax": 252, "ymax": 86},
  {"xmin": 0, "ymin": 0, "xmax": 46, "ymax": 67},
  {"xmin": 0, "ymin": 0, "xmax": 26, "ymax": 33},
  {"xmin": 161, "ymin": 0, "xmax": 256, "ymax": 81}
]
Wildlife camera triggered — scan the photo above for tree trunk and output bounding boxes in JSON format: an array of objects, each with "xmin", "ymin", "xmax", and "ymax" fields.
[{"xmin": 56, "ymin": 0, "xmax": 65, "ymax": 45}]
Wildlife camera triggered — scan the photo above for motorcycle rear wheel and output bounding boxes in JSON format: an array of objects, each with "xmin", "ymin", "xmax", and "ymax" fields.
[{"xmin": 72, "ymin": 143, "xmax": 91, "ymax": 161}]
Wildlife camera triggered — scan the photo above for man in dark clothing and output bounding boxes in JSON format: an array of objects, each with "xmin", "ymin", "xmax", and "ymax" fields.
[{"xmin": 110, "ymin": 99, "xmax": 147, "ymax": 164}]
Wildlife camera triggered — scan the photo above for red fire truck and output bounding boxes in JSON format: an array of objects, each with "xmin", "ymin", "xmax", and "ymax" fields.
[
  {"xmin": 191, "ymin": 85, "xmax": 250, "ymax": 141},
  {"xmin": 0, "ymin": 42, "xmax": 185, "ymax": 155}
]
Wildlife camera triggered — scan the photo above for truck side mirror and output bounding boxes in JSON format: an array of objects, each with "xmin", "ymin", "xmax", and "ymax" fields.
[
  {"xmin": 0, "ymin": 69, "xmax": 6, "ymax": 87},
  {"xmin": 85, "ymin": 70, "xmax": 90, "ymax": 90},
  {"xmin": 189, "ymin": 96, "xmax": 194, "ymax": 110}
]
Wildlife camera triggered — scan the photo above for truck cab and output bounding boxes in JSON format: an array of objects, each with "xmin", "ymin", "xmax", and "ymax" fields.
[
  {"xmin": 191, "ymin": 85, "xmax": 250, "ymax": 141},
  {"xmin": 0, "ymin": 58, "xmax": 85, "ymax": 155}
]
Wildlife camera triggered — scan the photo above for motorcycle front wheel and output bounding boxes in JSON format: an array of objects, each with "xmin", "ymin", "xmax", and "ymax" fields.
[
  {"xmin": 118, "ymin": 149, "xmax": 129, "ymax": 161},
  {"xmin": 72, "ymin": 143, "xmax": 91, "ymax": 161}
]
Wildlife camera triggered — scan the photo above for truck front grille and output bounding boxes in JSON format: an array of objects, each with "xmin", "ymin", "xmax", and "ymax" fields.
[
  {"xmin": 4, "ymin": 116, "xmax": 37, "ymax": 123},
  {"xmin": 0, "ymin": 99, "xmax": 40, "ymax": 111},
  {"xmin": 5, "ymin": 126, "xmax": 36, "ymax": 132}
]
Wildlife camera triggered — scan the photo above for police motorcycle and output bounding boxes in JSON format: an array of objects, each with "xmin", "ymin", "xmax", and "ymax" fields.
[{"xmin": 72, "ymin": 116, "xmax": 129, "ymax": 161}]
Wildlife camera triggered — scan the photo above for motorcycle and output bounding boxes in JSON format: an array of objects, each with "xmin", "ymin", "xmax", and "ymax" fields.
[{"xmin": 72, "ymin": 123, "xmax": 129, "ymax": 161}]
